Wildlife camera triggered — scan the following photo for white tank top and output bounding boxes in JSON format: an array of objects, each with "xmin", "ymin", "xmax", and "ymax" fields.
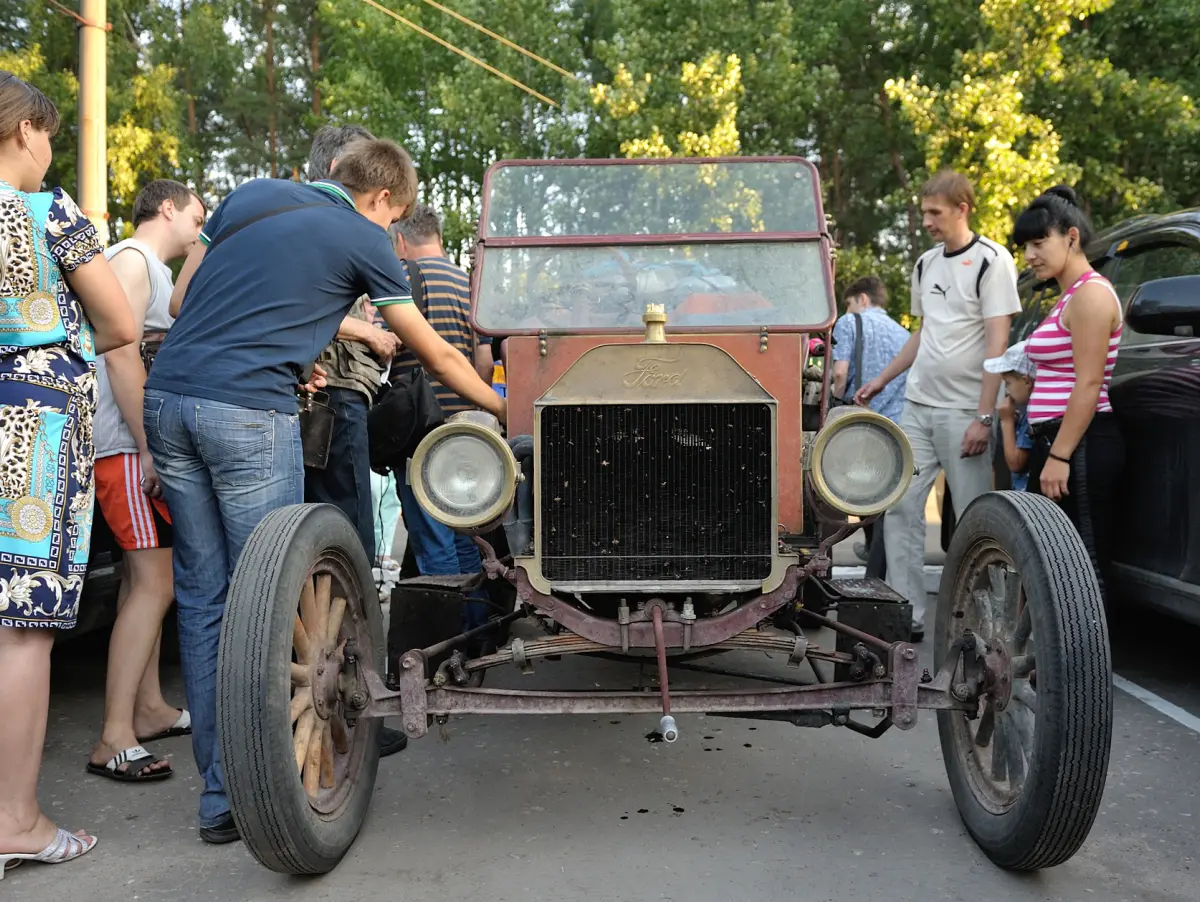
[{"xmin": 94, "ymin": 238, "xmax": 176, "ymax": 457}]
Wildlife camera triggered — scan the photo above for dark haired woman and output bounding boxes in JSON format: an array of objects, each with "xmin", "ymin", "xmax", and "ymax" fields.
[
  {"xmin": 0, "ymin": 71, "xmax": 135, "ymax": 875},
  {"xmin": 1012, "ymin": 185, "xmax": 1124, "ymax": 608}
]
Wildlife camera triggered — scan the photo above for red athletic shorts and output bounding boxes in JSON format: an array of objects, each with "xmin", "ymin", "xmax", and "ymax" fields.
[{"xmin": 95, "ymin": 453, "xmax": 174, "ymax": 551}]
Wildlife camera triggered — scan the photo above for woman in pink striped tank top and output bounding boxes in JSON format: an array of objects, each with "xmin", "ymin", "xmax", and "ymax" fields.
[{"xmin": 1012, "ymin": 185, "xmax": 1125, "ymax": 609}]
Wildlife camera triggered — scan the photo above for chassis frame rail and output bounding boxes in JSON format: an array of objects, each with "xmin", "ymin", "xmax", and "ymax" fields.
[{"xmin": 361, "ymin": 641, "xmax": 972, "ymax": 740}]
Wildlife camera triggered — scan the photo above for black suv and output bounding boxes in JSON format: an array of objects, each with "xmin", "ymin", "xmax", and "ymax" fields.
[{"xmin": 943, "ymin": 208, "xmax": 1200, "ymax": 625}]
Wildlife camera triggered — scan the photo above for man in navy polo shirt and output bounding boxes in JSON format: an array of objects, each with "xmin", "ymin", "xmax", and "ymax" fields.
[{"xmin": 145, "ymin": 138, "xmax": 506, "ymax": 845}]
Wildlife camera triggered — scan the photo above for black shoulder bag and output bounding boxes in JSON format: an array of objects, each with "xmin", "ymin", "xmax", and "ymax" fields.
[
  {"xmin": 830, "ymin": 312, "xmax": 864, "ymax": 406},
  {"xmin": 366, "ymin": 262, "xmax": 446, "ymax": 474}
]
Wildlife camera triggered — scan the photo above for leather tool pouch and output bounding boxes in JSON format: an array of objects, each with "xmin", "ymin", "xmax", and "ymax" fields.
[{"xmin": 299, "ymin": 390, "xmax": 335, "ymax": 470}]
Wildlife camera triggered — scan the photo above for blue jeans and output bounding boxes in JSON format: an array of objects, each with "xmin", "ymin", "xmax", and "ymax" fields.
[
  {"xmin": 398, "ymin": 479, "xmax": 490, "ymax": 629},
  {"xmin": 303, "ymin": 387, "xmax": 375, "ymax": 558},
  {"xmin": 144, "ymin": 390, "xmax": 303, "ymax": 828}
]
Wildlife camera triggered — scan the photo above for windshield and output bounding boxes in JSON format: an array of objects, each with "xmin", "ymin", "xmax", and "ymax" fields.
[
  {"xmin": 475, "ymin": 242, "xmax": 831, "ymax": 331},
  {"xmin": 484, "ymin": 160, "xmax": 821, "ymax": 237},
  {"xmin": 476, "ymin": 159, "xmax": 832, "ymax": 332}
]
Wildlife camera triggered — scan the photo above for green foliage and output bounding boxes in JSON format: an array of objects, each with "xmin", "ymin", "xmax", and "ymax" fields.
[
  {"xmin": 319, "ymin": 0, "xmax": 584, "ymax": 255},
  {"xmin": 106, "ymin": 65, "xmax": 183, "ymax": 208},
  {"xmin": 591, "ymin": 52, "xmax": 744, "ymax": 158},
  {"xmin": 579, "ymin": 0, "xmax": 817, "ymax": 160},
  {"xmin": 886, "ymin": 0, "xmax": 1110, "ymax": 242},
  {"xmin": 1047, "ymin": 8, "xmax": 1200, "ymax": 227},
  {"xmin": 833, "ymin": 245, "xmax": 915, "ymax": 327},
  {"xmin": 1, "ymin": 1, "xmax": 193, "ymax": 230},
  {"xmin": 2, "ymin": 0, "xmax": 1198, "ymax": 315}
]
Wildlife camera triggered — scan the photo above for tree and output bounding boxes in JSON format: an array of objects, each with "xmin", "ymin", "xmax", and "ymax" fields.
[
  {"xmin": 2, "ymin": 0, "xmax": 1198, "ymax": 294},
  {"xmin": 1049, "ymin": 1, "xmax": 1200, "ymax": 225},
  {"xmin": 1, "ymin": 1, "xmax": 190, "ymax": 230},
  {"xmin": 106, "ymin": 65, "xmax": 183, "ymax": 214},
  {"xmin": 590, "ymin": 52, "xmax": 744, "ymax": 158},
  {"xmin": 885, "ymin": 0, "xmax": 1110, "ymax": 242},
  {"xmin": 578, "ymin": 0, "xmax": 819, "ymax": 161},
  {"xmin": 319, "ymin": 0, "xmax": 584, "ymax": 255}
]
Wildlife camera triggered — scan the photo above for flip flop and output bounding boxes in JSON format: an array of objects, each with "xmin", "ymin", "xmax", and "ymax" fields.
[
  {"xmin": 0, "ymin": 828, "xmax": 97, "ymax": 879},
  {"xmin": 136, "ymin": 709, "xmax": 191, "ymax": 743},
  {"xmin": 86, "ymin": 746, "xmax": 172, "ymax": 783}
]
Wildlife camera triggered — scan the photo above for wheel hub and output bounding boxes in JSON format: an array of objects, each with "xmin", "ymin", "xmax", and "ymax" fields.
[
  {"xmin": 984, "ymin": 637, "xmax": 1012, "ymax": 712},
  {"xmin": 312, "ymin": 644, "xmax": 344, "ymax": 721}
]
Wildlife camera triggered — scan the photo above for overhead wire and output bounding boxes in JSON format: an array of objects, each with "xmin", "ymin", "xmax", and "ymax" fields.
[
  {"xmin": 355, "ymin": 0, "xmax": 560, "ymax": 108},
  {"xmin": 42, "ymin": 0, "xmax": 111, "ymax": 31},
  {"xmin": 413, "ymin": 0, "xmax": 577, "ymax": 81}
]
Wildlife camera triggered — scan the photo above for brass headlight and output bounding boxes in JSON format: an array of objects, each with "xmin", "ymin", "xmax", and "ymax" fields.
[
  {"xmin": 409, "ymin": 412, "xmax": 519, "ymax": 533},
  {"xmin": 808, "ymin": 407, "xmax": 914, "ymax": 517}
]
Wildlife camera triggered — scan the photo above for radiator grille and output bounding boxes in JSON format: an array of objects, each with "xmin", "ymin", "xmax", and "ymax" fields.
[{"xmin": 539, "ymin": 403, "xmax": 774, "ymax": 582}]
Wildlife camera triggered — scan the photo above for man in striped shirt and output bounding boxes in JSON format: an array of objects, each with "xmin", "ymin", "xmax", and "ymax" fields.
[{"xmin": 388, "ymin": 206, "xmax": 493, "ymax": 628}]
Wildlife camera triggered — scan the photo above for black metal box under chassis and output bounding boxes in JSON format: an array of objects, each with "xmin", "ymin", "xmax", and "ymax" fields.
[
  {"xmin": 387, "ymin": 581, "xmax": 465, "ymax": 679},
  {"xmin": 829, "ymin": 579, "xmax": 913, "ymax": 682}
]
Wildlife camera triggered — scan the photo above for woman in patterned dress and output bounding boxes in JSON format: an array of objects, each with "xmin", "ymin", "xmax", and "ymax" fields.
[{"xmin": 0, "ymin": 72, "xmax": 135, "ymax": 876}]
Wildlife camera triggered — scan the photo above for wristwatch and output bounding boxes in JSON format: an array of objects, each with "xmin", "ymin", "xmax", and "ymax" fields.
[{"xmin": 975, "ymin": 413, "xmax": 994, "ymax": 427}]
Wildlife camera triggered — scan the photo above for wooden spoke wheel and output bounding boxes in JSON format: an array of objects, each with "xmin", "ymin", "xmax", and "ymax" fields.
[
  {"xmin": 291, "ymin": 569, "xmax": 356, "ymax": 807},
  {"xmin": 936, "ymin": 491, "xmax": 1112, "ymax": 871},
  {"xmin": 219, "ymin": 504, "xmax": 383, "ymax": 875}
]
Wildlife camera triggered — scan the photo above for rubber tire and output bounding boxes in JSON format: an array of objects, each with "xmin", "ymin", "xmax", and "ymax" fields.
[
  {"xmin": 935, "ymin": 491, "xmax": 1112, "ymax": 870},
  {"xmin": 218, "ymin": 503, "xmax": 383, "ymax": 875}
]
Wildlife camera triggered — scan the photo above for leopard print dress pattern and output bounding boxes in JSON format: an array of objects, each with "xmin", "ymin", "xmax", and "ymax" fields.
[{"xmin": 0, "ymin": 180, "xmax": 102, "ymax": 629}]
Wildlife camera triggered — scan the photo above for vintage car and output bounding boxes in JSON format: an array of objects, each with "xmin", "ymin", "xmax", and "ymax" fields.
[{"xmin": 215, "ymin": 157, "xmax": 1113, "ymax": 877}]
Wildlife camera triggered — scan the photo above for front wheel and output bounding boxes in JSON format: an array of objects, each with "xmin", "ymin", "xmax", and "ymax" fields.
[
  {"xmin": 218, "ymin": 503, "xmax": 384, "ymax": 875},
  {"xmin": 936, "ymin": 491, "xmax": 1112, "ymax": 870}
]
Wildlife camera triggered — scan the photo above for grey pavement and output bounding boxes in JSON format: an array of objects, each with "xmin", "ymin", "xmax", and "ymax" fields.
[
  {"xmin": 24, "ymin": 601, "xmax": 1200, "ymax": 901},
  {"xmin": 17, "ymin": 492, "xmax": 1200, "ymax": 902}
]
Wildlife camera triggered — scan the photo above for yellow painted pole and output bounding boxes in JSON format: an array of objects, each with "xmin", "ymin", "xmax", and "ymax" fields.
[{"xmin": 77, "ymin": 0, "xmax": 109, "ymax": 243}]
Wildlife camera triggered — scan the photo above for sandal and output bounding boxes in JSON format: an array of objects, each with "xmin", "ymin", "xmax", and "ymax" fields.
[
  {"xmin": 136, "ymin": 708, "xmax": 191, "ymax": 743},
  {"xmin": 86, "ymin": 746, "xmax": 172, "ymax": 783},
  {"xmin": 0, "ymin": 828, "xmax": 97, "ymax": 879}
]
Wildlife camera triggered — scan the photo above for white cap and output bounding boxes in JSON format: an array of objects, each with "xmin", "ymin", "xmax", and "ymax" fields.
[{"xmin": 983, "ymin": 340, "xmax": 1036, "ymax": 378}]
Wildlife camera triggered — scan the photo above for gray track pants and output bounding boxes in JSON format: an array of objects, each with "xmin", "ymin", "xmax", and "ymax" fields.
[{"xmin": 883, "ymin": 401, "xmax": 994, "ymax": 626}]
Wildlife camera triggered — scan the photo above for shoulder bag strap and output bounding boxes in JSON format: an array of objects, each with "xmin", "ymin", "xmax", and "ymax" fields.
[
  {"xmin": 407, "ymin": 259, "xmax": 429, "ymax": 316},
  {"xmin": 407, "ymin": 261, "xmax": 429, "ymax": 376},
  {"xmin": 850, "ymin": 312, "xmax": 864, "ymax": 396},
  {"xmin": 206, "ymin": 202, "xmax": 326, "ymax": 254},
  {"xmin": 391, "ymin": 260, "xmax": 433, "ymax": 385}
]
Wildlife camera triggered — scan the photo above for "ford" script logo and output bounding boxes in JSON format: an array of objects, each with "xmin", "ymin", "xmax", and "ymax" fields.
[{"xmin": 622, "ymin": 356, "xmax": 688, "ymax": 388}]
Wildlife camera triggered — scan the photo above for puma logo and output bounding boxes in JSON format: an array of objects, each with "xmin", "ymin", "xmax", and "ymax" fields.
[{"xmin": 932, "ymin": 283, "xmax": 949, "ymax": 300}]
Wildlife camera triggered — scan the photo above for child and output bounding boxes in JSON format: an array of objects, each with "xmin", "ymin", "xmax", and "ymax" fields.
[{"xmin": 983, "ymin": 342, "xmax": 1037, "ymax": 491}]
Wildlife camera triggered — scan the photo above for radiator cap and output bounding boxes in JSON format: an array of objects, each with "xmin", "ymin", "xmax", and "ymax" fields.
[{"xmin": 642, "ymin": 303, "xmax": 667, "ymax": 343}]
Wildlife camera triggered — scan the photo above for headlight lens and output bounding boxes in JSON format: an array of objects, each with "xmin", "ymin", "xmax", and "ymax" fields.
[
  {"xmin": 809, "ymin": 408, "xmax": 913, "ymax": 517},
  {"xmin": 411, "ymin": 417, "xmax": 518, "ymax": 531},
  {"xmin": 423, "ymin": 434, "xmax": 505, "ymax": 515}
]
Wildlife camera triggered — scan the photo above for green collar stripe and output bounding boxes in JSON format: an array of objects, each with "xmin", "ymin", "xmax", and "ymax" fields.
[{"xmin": 312, "ymin": 181, "xmax": 354, "ymax": 207}]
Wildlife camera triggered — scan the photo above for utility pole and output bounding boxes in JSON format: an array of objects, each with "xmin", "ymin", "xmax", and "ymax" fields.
[{"xmin": 78, "ymin": 0, "xmax": 109, "ymax": 243}]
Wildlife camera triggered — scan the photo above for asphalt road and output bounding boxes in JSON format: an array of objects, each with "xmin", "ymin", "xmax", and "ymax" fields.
[{"xmin": 23, "ymin": 576, "xmax": 1200, "ymax": 902}]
